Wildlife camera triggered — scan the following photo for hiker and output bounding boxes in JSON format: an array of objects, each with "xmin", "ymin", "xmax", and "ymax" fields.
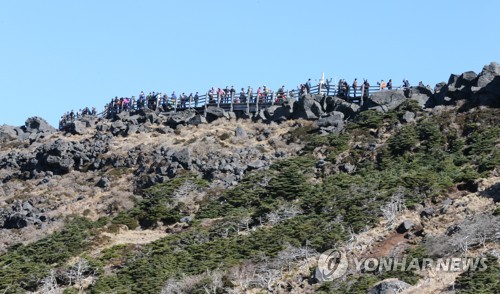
[
  {"xmin": 418, "ymin": 81, "xmax": 424, "ymax": 87},
  {"xmin": 224, "ymin": 86, "xmax": 230, "ymax": 103},
  {"xmin": 248, "ymin": 86, "xmax": 253, "ymax": 103},
  {"xmin": 352, "ymin": 78, "xmax": 358, "ymax": 98},
  {"xmin": 362, "ymin": 79, "xmax": 370, "ymax": 105},
  {"xmin": 378, "ymin": 80, "xmax": 387, "ymax": 91},
  {"xmin": 257, "ymin": 87, "xmax": 263, "ymax": 103},
  {"xmin": 180, "ymin": 93, "xmax": 187, "ymax": 108},
  {"xmin": 194, "ymin": 92, "xmax": 199, "ymax": 107},
  {"xmin": 240, "ymin": 88, "xmax": 247, "ymax": 103},
  {"xmin": 343, "ymin": 80, "xmax": 350, "ymax": 100},
  {"xmin": 387, "ymin": 79, "xmax": 393, "ymax": 90},
  {"xmin": 208, "ymin": 88, "xmax": 215, "ymax": 103},
  {"xmin": 403, "ymin": 79, "xmax": 410, "ymax": 88},
  {"xmin": 171, "ymin": 91, "xmax": 177, "ymax": 108},
  {"xmin": 230, "ymin": 86, "xmax": 236, "ymax": 102},
  {"xmin": 187, "ymin": 93, "xmax": 193, "ymax": 108},
  {"xmin": 305, "ymin": 79, "xmax": 312, "ymax": 93},
  {"xmin": 277, "ymin": 85, "xmax": 285, "ymax": 102}
]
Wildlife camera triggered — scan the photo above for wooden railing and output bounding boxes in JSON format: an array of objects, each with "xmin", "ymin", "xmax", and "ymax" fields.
[{"xmin": 99, "ymin": 83, "xmax": 402, "ymax": 118}]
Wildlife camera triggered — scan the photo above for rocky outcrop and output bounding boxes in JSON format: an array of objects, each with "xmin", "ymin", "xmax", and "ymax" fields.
[
  {"xmin": 205, "ymin": 106, "xmax": 231, "ymax": 123},
  {"xmin": 293, "ymin": 94, "xmax": 324, "ymax": 119},
  {"xmin": 323, "ymin": 96, "xmax": 360, "ymax": 118},
  {"xmin": 315, "ymin": 112, "xmax": 345, "ymax": 134},
  {"xmin": 434, "ymin": 62, "xmax": 500, "ymax": 108},
  {"xmin": 367, "ymin": 279, "xmax": 411, "ymax": 294},
  {"xmin": 0, "ymin": 200, "xmax": 49, "ymax": 229},
  {"xmin": 363, "ymin": 90, "xmax": 408, "ymax": 112},
  {"xmin": 0, "ymin": 125, "xmax": 18, "ymax": 143},
  {"xmin": 263, "ymin": 104, "xmax": 293, "ymax": 122}
]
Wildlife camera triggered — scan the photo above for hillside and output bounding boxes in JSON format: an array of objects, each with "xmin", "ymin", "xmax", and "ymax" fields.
[{"xmin": 0, "ymin": 63, "xmax": 499, "ymax": 294}]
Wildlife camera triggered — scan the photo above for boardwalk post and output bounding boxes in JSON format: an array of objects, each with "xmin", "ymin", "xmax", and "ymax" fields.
[
  {"xmin": 230, "ymin": 92, "xmax": 234, "ymax": 112},
  {"xmin": 189, "ymin": 94, "xmax": 192, "ymax": 110},
  {"xmin": 246, "ymin": 89, "xmax": 250, "ymax": 114},
  {"xmin": 204, "ymin": 92, "xmax": 208, "ymax": 117},
  {"xmin": 255, "ymin": 93, "xmax": 259, "ymax": 113}
]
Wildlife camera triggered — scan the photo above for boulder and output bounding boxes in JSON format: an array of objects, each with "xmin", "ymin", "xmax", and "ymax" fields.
[
  {"xmin": 420, "ymin": 207, "xmax": 435, "ymax": 218},
  {"xmin": 456, "ymin": 71, "xmax": 478, "ymax": 88},
  {"xmin": 3, "ymin": 213, "xmax": 29, "ymax": 229},
  {"xmin": 66, "ymin": 120, "xmax": 89, "ymax": 135},
  {"xmin": 264, "ymin": 105, "xmax": 293, "ymax": 122},
  {"xmin": 188, "ymin": 114, "xmax": 207, "ymax": 125},
  {"xmin": 205, "ymin": 106, "xmax": 228, "ymax": 123},
  {"xmin": 324, "ymin": 97, "xmax": 360, "ymax": 118},
  {"xmin": 316, "ymin": 111, "xmax": 344, "ymax": 127},
  {"xmin": 234, "ymin": 127, "xmax": 247, "ymax": 138},
  {"xmin": 167, "ymin": 110, "xmax": 196, "ymax": 126},
  {"xmin": 172, "ymin": 148, "xmax": 192, "ymax": 170},
  {"xmin": 293, "ymin": 94, "xmax": 324, "ymax": 119},
  {"xmin": 367, "ymin": 279, "xmax": 411, "ymax": 294},
  {"xmin": 0, "ymin": 125, "xmax": 18, "ymax": 143},
  {"xmin": 475, "ymin": 62, "xmax": 500, "ymax": 88},
  {"xmin": 402, "ymin": 111, "xmax": 416, "ymax": 123},
  {"xmin": 364, "ymin": 90, "xmax": 407, "ymax": 112},
  {"xmin": 96, "ymin": 177, "xmax": 111, "ymax": 189},
  {"xmin": 396, "ymin": 220, "xmax": 415, "ymax": 234},
  {"xmin": 247, "ymin": 160, "xmax": 265, "ymax": 170},
  {"xmin": 23, "ymin": 117, "xmax": 56, "ymax": 134}
]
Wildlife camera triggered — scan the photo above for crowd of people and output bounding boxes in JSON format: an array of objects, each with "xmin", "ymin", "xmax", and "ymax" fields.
[
  {"xmin": 59, "ymin": 77, "xmax": 424, "ymax": 125},
  {"xmin": 58, "ymin": 107, "xmax": 97, "ymax": 130}
]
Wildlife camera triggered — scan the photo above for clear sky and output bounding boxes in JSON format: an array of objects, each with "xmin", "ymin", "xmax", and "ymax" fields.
[{"xmin": 1, "ymin": 0, "xmax": 498, "ymax": 127}]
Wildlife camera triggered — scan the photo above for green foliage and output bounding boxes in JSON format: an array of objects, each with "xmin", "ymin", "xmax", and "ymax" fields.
[
  {"xmin": 455, "ymin": 256, "xmax": 500, "ymax": 293},
  {"xmin": 115, "ymin": 174, "xmax": 207, "ymax": 229},
  {"xmin": 388, "ymin": 125, "xmax": 418, "ymax": 156},
  {"xmin": 350, "ymin": 110, "xmax": 386, "ymax": 129},
  {"xmin": 0, "ymin": 217, "xmax": 103, "ymax": 292}
]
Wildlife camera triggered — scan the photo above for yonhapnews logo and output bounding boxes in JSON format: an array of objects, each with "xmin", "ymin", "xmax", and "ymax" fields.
[{"xmin": 316, "ymin": 249, "xmax": 489, "ymax": 281}]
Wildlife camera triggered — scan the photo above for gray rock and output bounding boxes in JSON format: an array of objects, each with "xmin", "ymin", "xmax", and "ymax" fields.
[
  {"xmin": 420, "ymin": 207, "xmax": 435, "ymax": 218},
  {"xmin": 0, "ymin": 125, "xmax": 18, "ymax": 143},
  {"xmin": 172, "ymin": 148, "xmax": 192, "ymax": 170},
  {"xmin": 205, "ymin": 106, "xmax": 227, "ymax": 123},
  {"xmin": 475, "ymin": 62, "xmax": 500, "ymax": 88},
  {"xmin": 456, "ymin": 71, "xmax": 478, "ymax": 88},
  {"xmin": 365, "ymin": 90, "xmax": 408, "ymax": 112},
  {"xmin": 235, "ymin": 127, "xmax": 247, "ymax": 138},
  {"xmin": 24, "ymin": 117, "xmax": 56, "ymax": 134},
  {"xmin": 4, "ymin": 213, "xmax": 29, "ymax": 229},
  {"xmin": 367, "ymin": 279, "xmax": 411, "ymax": 294},
  {"xmin": 46, "ymin": 155, "xmax": 74, "ymax": 173},
  {"xmin": 188, "ymin": 114, "xmax": 207, "ymax": 125},
  {"xmin": 316, "ymin": 111, "xmax": 344, "ymax": 127},
  {"xmin": 180, "ymin": 216, "xmax": 192, "ymax": 224},
  {"xmin": 167, "ymin": 110, "xmax": 196, "ymax": 126},
  {"xmin": 247, "ymin": 160, "xmax": 265, "ymax": 170},
  {"xmin": 22, "ymin": 201, "xmax": 33, "ymax": 212},
  {"xmin": 264, "ymin": 105, "xmax": 293, "ymax": 122},
  {"xmin": 396, "ymin": 220, "xmax": 415, "ymax": 233},
  {"xmin": 325, "ymin": 97, "xmax": 360, "ymax": 118},
  {"xmin": 97, "ymin": 177, "xmax": 111, "ymax": 188},
  {"xmin": 446, "ymin": 224, "xmax": 461, "ymax": 236},
  {"xmin": 293, "ymin": 94, "xmax": 324, "ymax": 119},
  {"xmin": 66, "ymin": 120, "xmax": 89, "ymax": 135},
  {"xmin": 402, "ymin": 111, "xmax": 416, "ymax": 123},
  {"xmin": 340, "ymin": 163, "xmax": 356, "ymax": 174}
]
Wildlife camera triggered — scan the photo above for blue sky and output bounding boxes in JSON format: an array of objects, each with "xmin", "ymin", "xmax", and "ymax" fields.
[{"xmin": 1, "ymin": 0, "xmax": 498, "ymax": 127}]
